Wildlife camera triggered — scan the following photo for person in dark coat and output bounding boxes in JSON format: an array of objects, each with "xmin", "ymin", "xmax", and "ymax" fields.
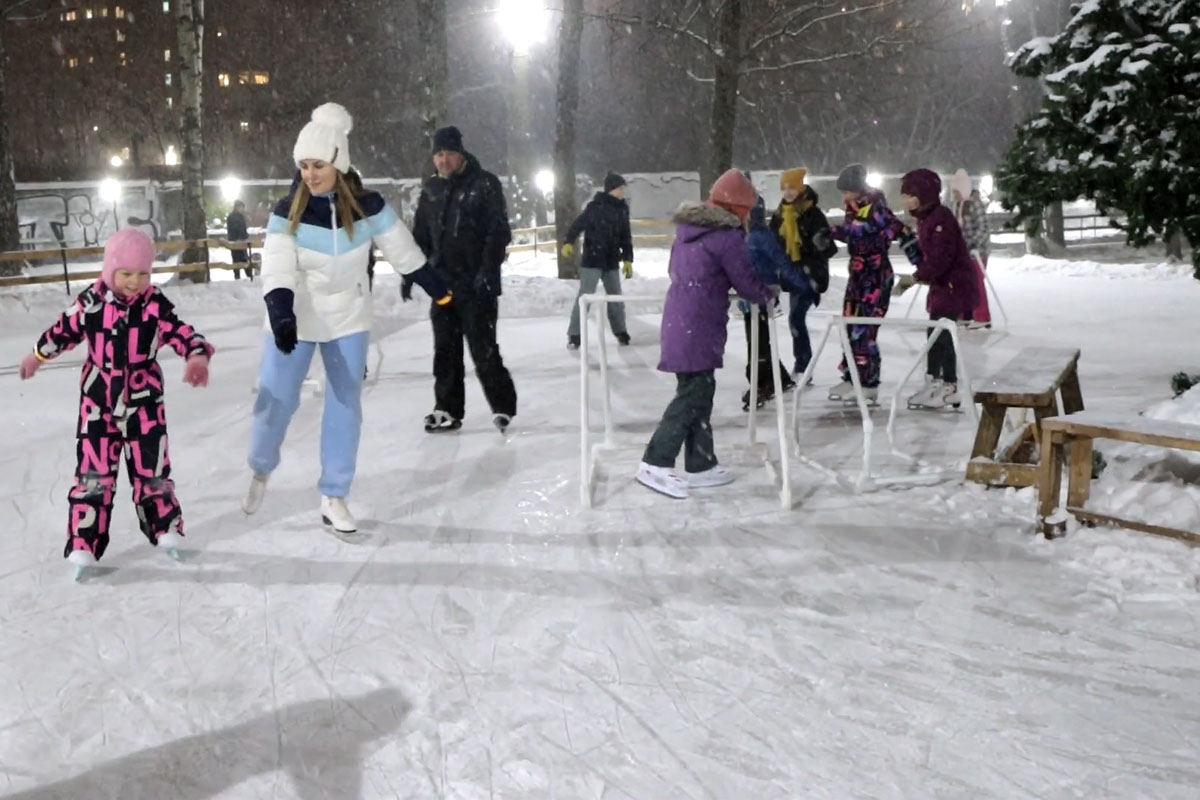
[
  {"xmin": 562, "ymin": 170, "xmax": 634, "ymax": 348},
  {"xmin": 770, "ymin": 168, "xmax": 837, "ymax": 382},
  {"xmin": 897, "ymin": 168, "xmax": 980, "ymax": 410},
  {"xmin": 406, "ymin": 125, "xmax": 517, "ymax": 434},
  {"xmin": 226, "ymin": 200, "xmax": 250, "ymax": 280},
  {"xmin": 636, "ymin": 169, "xmax": 775, "ymax": 499}
]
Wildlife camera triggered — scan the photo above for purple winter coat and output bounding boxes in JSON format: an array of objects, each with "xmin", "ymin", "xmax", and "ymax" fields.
[
  {"xmin": 913, "ymin": 203, "xmax": 979, "ymax": 319},
  {"xmin": 658, "ymin": 202, "xmax": 774, "ymax": 373}
]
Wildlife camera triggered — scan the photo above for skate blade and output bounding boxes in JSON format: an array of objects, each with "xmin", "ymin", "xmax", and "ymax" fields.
[{"xmin": 321, "ymin": 515, "xmax": 368, "ymax": 543}]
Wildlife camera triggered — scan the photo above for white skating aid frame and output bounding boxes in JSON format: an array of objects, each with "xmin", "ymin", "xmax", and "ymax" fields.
[
  {"xmin": 902, "ymin": 270, "xmax": 1009, "ymax": 327},
  {"xmin": 578, "ymin": 292, "xmax": 792, "ymax": 509},
  {"xmin": 790, "ymin": 315, "xmax": 977, "ymax": 492}
]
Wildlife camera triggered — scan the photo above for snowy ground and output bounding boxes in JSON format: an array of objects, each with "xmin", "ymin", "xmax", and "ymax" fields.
[{"xmin": 2, "ymin": 246, "xmax": 1200, "ymax": 799}]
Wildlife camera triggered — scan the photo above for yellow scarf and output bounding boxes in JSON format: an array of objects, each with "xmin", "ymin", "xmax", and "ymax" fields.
[
  {"xmin": 779, "ymin": 197, "xmax": 814, "ymax": 262},
  {"xmin": 780, "ymin": 203, "xmax": 803, "ymax": 262}
]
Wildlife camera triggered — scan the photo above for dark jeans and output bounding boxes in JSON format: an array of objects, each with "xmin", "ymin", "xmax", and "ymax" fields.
[
  {"xmin": 643, "ymin": 371, "xmax": 718, "ymax": 473},
  {"xmin": 431, "ymin": 295, "xmax": 517, "ymax": 420},
  {"xmin": 788, "ymin": 289, "xmax": 813, "ymax": 374},
  {"xmin": 231, "ymin": 248, "xmax": 249, "ymax": 280},
  {"xmin": 927, "ymin": 314, "xmax": 959, "ymax": 383},
  {"xmin": 742, "ymin": 305, "xmax": 790, "ymax": 390}
]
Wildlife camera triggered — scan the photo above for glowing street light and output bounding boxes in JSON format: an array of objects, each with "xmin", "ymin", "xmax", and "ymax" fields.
[
  {"xmin": 110, "ymin": 155, "xmax": 123, "ymax": 168},
  {"xmin": 979, "ymin": 173, "xmax": 995, "ymax": 198},
  {"xmin": 866, "ymin": 171, "xmax": 884, "ymax": 189},
  {"xmin": 99, "ymin": 178, "xmax": 121, "ymax": 230},
  {"xmin": 497, "ymin": 0, "xmax": 548, "ymax": 56},
  {"xmin": 533, "ymin": 168, "xmax": 554, "ymax": 196},
  {"xmin": 164, "ymin": 145, "xmax": 178, "ymax": 166},
  {"xmin": 220, "ymin": 176, "xmax": 242, "ymax": 202}
]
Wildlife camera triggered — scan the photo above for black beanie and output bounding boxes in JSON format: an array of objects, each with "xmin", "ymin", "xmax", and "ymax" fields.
[
  {"xmin": 603, "ymin": 171, "xmax": 627, "ymax": 193},
  {"xmin": 836, "ymin": 163, "xmax": 868, "ymax": 193},
  {"xmin": 432, "ymin": 125, "xmax": 464, "ymax": 155}
]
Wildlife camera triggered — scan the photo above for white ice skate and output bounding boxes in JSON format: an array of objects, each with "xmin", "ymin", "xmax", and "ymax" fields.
[
  {"xmin": 320, "ymin": 495, "xmax": 357, "ymax": 534},
  {"xmin": 67, "ymin": 549, "xmax": 98, "ymax": 582},
  {"xmin": 635, "ymin": 462, "xmax": 688, "ymax": 499},
  {"xmin": 686, "ymin": 465, "xmax": 735, "ymax": 488},
  {"xmin": 908, "ymin": 379, "xmax": 961, "ymax": 411},
  {"xmin": 156, "ymin": 531, "xmax": 185, "ymax": 561},
  {"xmin": 242, "ymin": 473, "xmax": 268, "ymax": 515},
  {"xmin": 829, "ymin": 380, "xmax": 878, "ymax": 405}
]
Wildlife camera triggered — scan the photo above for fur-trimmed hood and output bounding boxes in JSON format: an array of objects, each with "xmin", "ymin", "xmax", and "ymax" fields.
[{"xmin": 673, "ymin": 201, "xmax": 744, "ymax": 243}]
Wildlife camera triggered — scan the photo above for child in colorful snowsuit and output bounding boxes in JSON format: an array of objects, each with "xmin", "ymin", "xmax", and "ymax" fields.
[
  {"xmin": 18, "ymin": 229, "xmax": 213, "ymax": 569},
  {"xmin": 899, "ymin": 169, "xmax": 980, "ymax": 410},
  {"xmin": 828, "ymin": 164, "xmax": 911, "ymax": 402},
  {"xmin": 769, "ymin": 168, "xmax": 837, "ymax": 384},
  {"xmin": 636, "ymin": 169, "xmax": 775, "ymax": 499},
  {"xmin": 950, "ymin": 169, "xmax": 992, "ymax": 328}
]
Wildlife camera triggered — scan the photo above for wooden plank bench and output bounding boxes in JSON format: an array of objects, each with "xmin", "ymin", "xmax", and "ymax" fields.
[
  {"xmin": 1038, "ymin": 411, "xmax": 1200, "ymax": 544},
  {"xmin": 965, "ymin": 346, "xmax": 1083, "ymax": 488}
]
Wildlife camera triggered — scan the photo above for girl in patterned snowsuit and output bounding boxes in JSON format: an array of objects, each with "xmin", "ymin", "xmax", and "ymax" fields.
[
  {"xmin": 18, "ymin": 229, "xmax": 213, "ymax": 570},
  {"xmin": 828, "ymin": 164, "xmax": 912, "ymax": 402}
]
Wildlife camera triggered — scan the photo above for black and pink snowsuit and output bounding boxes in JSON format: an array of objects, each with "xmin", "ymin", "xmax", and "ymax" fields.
[{"xmin": 32, "ymin": 282, "xmax": 213, "ymax": 559}]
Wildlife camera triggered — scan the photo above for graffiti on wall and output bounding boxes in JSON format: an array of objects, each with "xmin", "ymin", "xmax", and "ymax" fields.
[{"xmin": 17, "ymin": 185, "xmax": 160, "ymax": 249}]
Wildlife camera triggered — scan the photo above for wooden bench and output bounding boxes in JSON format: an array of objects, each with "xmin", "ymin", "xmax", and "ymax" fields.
[
  {"xmin": 1039, "ymin": 411, "xmax": 1200, "ymax": 544},
  {"xmin": 965, "ymin": 346, "xmax": 1083, "ymax": 488}
]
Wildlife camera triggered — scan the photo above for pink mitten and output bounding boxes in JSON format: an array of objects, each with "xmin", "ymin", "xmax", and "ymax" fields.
[
  {"xmin": 183, "ymin": 354, "xmax": 209, "ymax": 387},
  {"xmin": 19, "ymin": 352, "xmax": 43, "ymax": 380}
]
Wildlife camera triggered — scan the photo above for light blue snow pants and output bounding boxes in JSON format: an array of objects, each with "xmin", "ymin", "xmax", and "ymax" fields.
[{"xmin": 248, "ymin": 331, "xmax": 369, "ymax": 497}]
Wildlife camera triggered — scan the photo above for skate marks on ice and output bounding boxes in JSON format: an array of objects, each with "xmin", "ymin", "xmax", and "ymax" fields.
[{"xmin": 0, "ymin": 687, "xmax": 410, "ymax": 800}]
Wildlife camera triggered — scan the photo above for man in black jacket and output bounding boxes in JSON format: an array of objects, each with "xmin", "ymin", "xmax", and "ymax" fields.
[
  {"xmin": 226, "ymin": 200, "xmax": 250, "ymax": 280},
  {"xmin": 407, "ymin": 126, "xmax": 517, "ymax": 434},
  {"xmin": 561, "ymin": 171, "xmax": 634, "ymax": 349}
]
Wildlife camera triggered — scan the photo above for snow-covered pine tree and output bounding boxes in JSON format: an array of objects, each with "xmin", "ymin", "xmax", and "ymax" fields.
[{"xmin": 995, "ymin": 0, "xmax": 1200, "ymax": 275}]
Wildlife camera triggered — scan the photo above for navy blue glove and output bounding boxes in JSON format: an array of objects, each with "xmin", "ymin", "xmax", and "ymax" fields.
[
  {"xmin": 264, "ymin": 288, "xmax": 298, "ymax": 354},
  {"xmin": 407, "ymin": 264, "xmax": 452, "ymax": 305},
  {"xmin": 400, "ymin": 275, "xmax": 414, "ymax": 302},
  {"xmin": 749, "ymin": 197, "xmax": 768, "ymax": 230},
  {"xmin": 899, "ymin": 228, "xmax": 922, "ymax": 266}
]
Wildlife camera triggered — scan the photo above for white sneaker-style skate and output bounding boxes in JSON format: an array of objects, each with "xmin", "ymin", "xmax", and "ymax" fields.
[
  {"xmin": 242, "ymin": 473, "xmax": 268, "ymax": 515},
  {"xmin": 827, "ymin": 380, "xmax": 854, "ymax": 401},
  {"xmin": 908, "ymin": 379, "xmax": 961, "ymax": 410},
  {"xmin": 320, "ymin": 495, "xmax": 357, "ymax": 533},
  {"xmin": 635, "ymin": 462, "xmax": 688, "ymax": 499},
  {"xmin": 156, "ymin": 531, "xmax": 185, "ymax": 560},
  {"xmin": 686, "ymin": 465, "xmax": 735, "ymax": 488},
  {"xmin": 906, "ymin": 376, "xmax": 941, "ymax": 409},
  {"xmin": 67, "ymin": 548, "xmax": 97, "ymax": 582}
]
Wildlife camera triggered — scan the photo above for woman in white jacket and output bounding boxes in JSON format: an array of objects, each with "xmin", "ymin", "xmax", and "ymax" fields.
[{"xmin": 243, "ymin": 103, "xmax": 451, "ymax": 533}]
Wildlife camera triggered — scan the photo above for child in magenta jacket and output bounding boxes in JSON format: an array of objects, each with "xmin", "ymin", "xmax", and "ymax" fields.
[{"xmin": 18, "ymin": 229, "xmax": 213, "ymax": 572}]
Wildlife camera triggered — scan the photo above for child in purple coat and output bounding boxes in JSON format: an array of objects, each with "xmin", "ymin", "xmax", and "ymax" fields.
[
  {"xmin": 897, "ymin": 168, "xmax": 980, "ymax": 410},
  {"xmin": 637, "ymin": 169, "xmax": 775, "ymax": 498}
]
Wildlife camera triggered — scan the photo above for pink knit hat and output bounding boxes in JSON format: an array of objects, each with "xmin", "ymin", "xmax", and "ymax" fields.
[{"xmin": 101, "ymin": 229, "xmax": 156, "ymax": 289}]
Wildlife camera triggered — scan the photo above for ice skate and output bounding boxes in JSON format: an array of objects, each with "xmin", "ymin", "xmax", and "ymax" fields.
[
  {"xmin": 242, "ymin": 473, "xmax": 268, "ymax": 515},
  {"xmin": 493, "ymin": 413, "xmax": 512, "ymax": 436},
  {"xmin": 635, "ymin": 462, "xmax": 688, "ymax": 499},
  {"xmin": 424, "ymin": 410, "xmax": 462, "ymax": 433},
  {"xmin": 67, "ymin": 548, "xmax": 98, "ymax": 582},
  {"xmin": 686, "ymin": 465, "xmax": 734, "ymax": 488},
  {"xmin": 320, "ymin": 495, "xmax": 357, "ymax": 534},
  {"xmin": 156, "ymin": 531, "xmax": 185, "ymax": 561}
]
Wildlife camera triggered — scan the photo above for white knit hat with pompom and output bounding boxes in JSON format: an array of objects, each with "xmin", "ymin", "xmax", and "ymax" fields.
[{"xmin": 293, "ymin": 103, "xmax": 354, "ymax": 173}]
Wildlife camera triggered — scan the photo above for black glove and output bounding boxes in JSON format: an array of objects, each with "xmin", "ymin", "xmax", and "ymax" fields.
[
  {"xmin": 400, "ymin": 275, "xmax": 414, "ymax": 302},
  {"xmin": 899, "ymin": 228, "xmax": 923, "ymax": 266},
  {"xmin": 264, "ymin": 288, "xmax": 298, "ymax": 354}
]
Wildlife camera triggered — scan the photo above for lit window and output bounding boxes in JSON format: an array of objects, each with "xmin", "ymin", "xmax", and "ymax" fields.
[
  {"xmin": 100, "ymin": 7, "xmax": 108, "ymax": 17},
  {"xmin": 162, "ymin": 1, "xmax": 169, "ymax": 11},
  {"xmin": 64, "ymin": 10, "xmax": 77, "ymax": 20},
  {"xmin": 217, "ymin": 73, "xmax": 231, "ymax": 87},
  {"xmin": 253, "ymin": 71, "xmax": 270, "ymax": 85},
  {"xmin": 164, "ymin": 48, "xmax": 171, "ymax": 62},
  {"xmin": 88, "ymin": 55, "xmax": 95, "ymax": 64},
  {"xmin": 240, "ymin": 121, "xmax": 250, "ymax": 133},
  {"xmin": 115, "ymin": 6, "xmax": 125, "ymax": 18},
  {"xmin": 118, "ymin": 52, "xmax": 127, "ymax": 66},
  {"xmin": 237, "ymin": 71, "xmax": 249, "ymax": 85},
  {"xmin": 165, "ymin": 73, "xmax": 172, "ymax": 86},
  {"xmin": 116, "ymin": 30, "xmax": 125, "ymax": 42},
  {"xmin": 86, "ymin": 8, "xmax": 93, "ymax": 19},
  {"xmin": 67, "ymin": 57, "xmax": 79, "ymax": 68},
  {"xmin": 166, "ymin": 97, "xmax": 173, "ymax": 109}
]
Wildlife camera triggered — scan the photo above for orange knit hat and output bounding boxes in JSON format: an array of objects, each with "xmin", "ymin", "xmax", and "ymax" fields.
[{"xmin": 780, "ymin": 168, "xmax": 807, "ymax": 191}]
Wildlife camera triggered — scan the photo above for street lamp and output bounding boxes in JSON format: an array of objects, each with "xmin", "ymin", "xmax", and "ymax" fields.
[
  {"xmin": 497, "ymin": 0, "xmax": 548, "ymax": 56},
  {"xmin": 220, "ymin": 176, "xmax": 242, "ymax": 202},
  {"xmin": 110, "ymin": 155, "xmax": 123, "ymax": 168},
  {"xmin": 533, "ymin": 168, "xmax": 554, "ymax": 197},
  {"xmin": 866, "ymin": 171, "xmax": 884, "ymax": 189},
  {"xmin": 99, "ymin": 178, "xmax": 121, "ymax": 231},
  {"xmin": 164, "ymin": 145, "xmax": 178, "ymax": 166},
  {"xmin": 979, "ymin": 173, "xmax": 995, "ymax": 200}
]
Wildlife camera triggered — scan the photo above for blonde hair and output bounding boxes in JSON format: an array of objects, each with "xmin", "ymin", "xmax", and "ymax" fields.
[{"xmin": 287, "ymin": 171, "xmax": 366, "ymax": 238}]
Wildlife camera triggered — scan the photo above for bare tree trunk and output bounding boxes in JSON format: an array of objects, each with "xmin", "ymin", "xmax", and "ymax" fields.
[
  {"xmin": 1044, "ymin": 201, "xmax": 1066, "ymax": 249},
  {"xmin": 553, "ymin": 0, "xmax": 584, "ymax": 280},
  {"xmin": 0, "ymin": 26, "xmax": 22, "ymax": 273},
  {"xmin": 703, "ymin": 0, "xmax": 742, "ymax": 194},
  {"xmin": 414, "ymin": 0, "xmax": 447, "ymax": 169},
  {"xmin": 1166, "ymin": 230, "xmax": 1184, "ymax": 260},
  {"xmin": 177, "ymin": 0, "xmax": 206, "ymax": 282}
]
